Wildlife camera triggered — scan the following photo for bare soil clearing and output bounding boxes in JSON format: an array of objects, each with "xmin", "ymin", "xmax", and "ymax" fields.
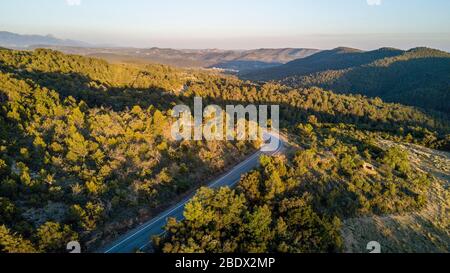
[{"xmin": 342, "ymin": 141, "xmax": 450, "ymax": 253}]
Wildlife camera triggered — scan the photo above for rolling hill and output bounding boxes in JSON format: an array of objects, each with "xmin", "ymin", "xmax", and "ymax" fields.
[
  {"xmin": 242, "ymin": 47, "xmax": 450, "ymax": 113},
  {"xmin": 241, "ymin": 47, "xmax": 405, "ymax": 81},
  {"xmin": 0, "ymin": 47, "xmax": 449, "ymax": 253},
  {"xmin": 34, "ymin": 46, "xmax": 320, "ymax": 71}
]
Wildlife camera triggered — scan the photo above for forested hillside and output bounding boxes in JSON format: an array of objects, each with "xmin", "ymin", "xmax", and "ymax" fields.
[
  {"xmin": 156, "ymin": 143, "xmax": 433, "ymax": 252},
  {"xmin": 241, "ymin": 47, "xmax": 404, "ymax": 81},
  {"xmin": 156, "ymin": 72, "xmax": 450, "ymax": 254},
  {"xmin": 0, "ymin": 48, "xmax": 257, "ymax": 253},
  {"xmin": 0, "ymin": 48, "xmax": 449, "ymax": 253},
  {"xmin": 242, "ymin": 47, "xmax": 450, "ymax": 114}
]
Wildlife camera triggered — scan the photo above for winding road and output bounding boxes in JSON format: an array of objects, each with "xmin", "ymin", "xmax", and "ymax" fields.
[{"xmin": 101, "ymin": 132, "xmax": 284, "ymax": 253}]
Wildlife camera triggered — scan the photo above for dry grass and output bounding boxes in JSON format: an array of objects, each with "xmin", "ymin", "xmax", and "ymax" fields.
[{"xmin": 341, "ymin": 141, "xmax": 450, "ymax": 253}]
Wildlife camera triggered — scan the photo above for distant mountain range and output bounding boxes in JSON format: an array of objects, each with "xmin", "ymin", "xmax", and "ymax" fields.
[
  {"xmin": 243, "ymin": 47, "xmax": 450, "ymax": 113},
  {"xmin": 0, "ymin": 31, "xmax": 90, "ymax": 48},
  {"xmin": 0, "ymin": 31, "xmax": 320, "ymax": 72},
  {"xmin": 35, "ymin": 46, "xmax": 320, "ymax": 72},
  {"xmin": 3, "ymin": 31, "xmax": 448, "ymax": 114}
]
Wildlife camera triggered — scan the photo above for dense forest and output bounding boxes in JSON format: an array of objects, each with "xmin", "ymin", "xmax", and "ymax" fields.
[
  {"xmin": 156, "ymin": 143, "xmax": 430, "ymax": 252},
  {"xmin": 242, "ymin": 47, "xmax": 450, "ymax": 114},
  {"xmin": 0, "ymin": 48, "xmax": 257, "ymax": 252},
  {"xmin": 0, "ymin": 48, "xmax": 449, "ymax": 253},
  {"xmin": 156, "ymin": 125, "xmax": 435, "ymax": 253},
  {"xmin": 155, "ymin": 64, "xmax": 449, "ymax": 253}
]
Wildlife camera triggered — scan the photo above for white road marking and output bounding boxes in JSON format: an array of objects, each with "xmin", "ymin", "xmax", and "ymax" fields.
[
  {"xmin": 105, "ymin": 150, "xmax": 262, "ymax": 253},
  {"xmin": 104, "ymin": 133, "xmax": 283, "ymax": 253}
]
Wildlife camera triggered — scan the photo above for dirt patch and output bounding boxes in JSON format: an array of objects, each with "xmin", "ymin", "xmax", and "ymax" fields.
[{"xmin": 341, "ymin": 141, "xmax": 450, "ymax": 253}]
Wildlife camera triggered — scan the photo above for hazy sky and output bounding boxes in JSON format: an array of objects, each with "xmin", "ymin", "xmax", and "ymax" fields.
[{"xmin": 1, "ymin": 0, "xmax": 449, "ymax": 50}]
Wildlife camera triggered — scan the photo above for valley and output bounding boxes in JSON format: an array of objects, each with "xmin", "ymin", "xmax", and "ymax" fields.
[
  {"xmin": 0, "ymin": 45, "xmax": 448, "ymax": 254},
  {"xmin": 1, "ymin": 2, "xmax": 450, "ymax": 270}
]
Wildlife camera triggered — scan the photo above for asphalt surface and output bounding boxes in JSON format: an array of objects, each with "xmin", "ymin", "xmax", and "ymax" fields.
[{"xmin": 102, "ymin": 133, "xmax": 283, "ymax": 253}]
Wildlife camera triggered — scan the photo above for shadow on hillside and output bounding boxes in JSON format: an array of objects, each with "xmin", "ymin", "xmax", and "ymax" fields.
[
  {"xmin": 208, "ymin": 60, "xmax": 281, "ymax": 72},
  {"xmin": 197, "ymin": 96, "xmax": 449, "ymax": 136},
  {"xmin": 2, "ymin": 64, "xmax": 448, "ymax": 135},
  {"xmin": 241, "ymin": 47, "xmax": 405, "ymax": 81},
  {"xmin": 0, "ymin": 64, "xmax": 182, "ymax": 113},
  {"xmin": 294, "ymin": 57, "xmax": 450, "ymax": 114}
]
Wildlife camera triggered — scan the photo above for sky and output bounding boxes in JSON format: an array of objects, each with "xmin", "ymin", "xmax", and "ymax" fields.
[{"xmin": 1, "ymin": 0, "xmax": 449, "ymax": 50}]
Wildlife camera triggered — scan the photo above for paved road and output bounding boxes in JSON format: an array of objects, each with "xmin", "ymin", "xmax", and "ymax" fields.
[{"xmin": 102, "ymin": 133, "xmax": 284, "ymax": 253}]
